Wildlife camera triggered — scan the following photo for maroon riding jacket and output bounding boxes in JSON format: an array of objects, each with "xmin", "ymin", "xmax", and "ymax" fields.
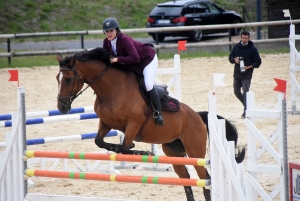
[{"xmin": 103, "ymin": 33, "xmax": 155, "ymax": 74}]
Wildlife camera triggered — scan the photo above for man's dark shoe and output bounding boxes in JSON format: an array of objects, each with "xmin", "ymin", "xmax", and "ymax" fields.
[{"xmin": 241, "ymin": 112, "xmax": 245, "ymax": 119}]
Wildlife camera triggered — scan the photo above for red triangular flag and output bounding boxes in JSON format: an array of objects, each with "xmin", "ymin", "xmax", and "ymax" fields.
[
  {"xmin": 273, "ymin": 78, "xmax": 287, "ymax": 94},
  {"xmin": 8, "ymin": 69, "xmax": 19, "ymax": 86},
  {"xmin": 178, "ymin": 40, "xmax": 187, "ymax": 54}
]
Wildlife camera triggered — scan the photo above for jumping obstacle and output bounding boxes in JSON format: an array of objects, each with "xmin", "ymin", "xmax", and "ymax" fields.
[
  {"xmin": 0, "ymin": 106, "xmax": 94, "ymax": 121},
  {"xmin": 1, "ymin": 87, "xmax": 212, "ymax": 201},
  {"xmin": 289, "ymin": 23, "xmax": 300, "ymax": 114},
  {"xmin": 1, "ymin": 85, "xmax": 290, "ymax": 200},
  {"xmin": 245, "ymin": 91, "xmax": 289, "ymax": 201},
  {"xmin": 208, "ymin": 88, "xmax": 289, "ymax": 200},
  {"xmin": 0, "ymin": 88, "xmax": 26, "ymax": 201},
  {"xmin": 0, "ymin": 131, "xmax": 121, "ymax": 175},
  {"xmin": 0, "ymin": 112, "xmax": 98, "ymax": 128},
  {"xmin": 0, "ymin": 130, "xmax": 118, "ymax": 148},
  {"xmin": 0, "ymin": 126, "xmax": 123, "ymax": 174},
  {"xmin": 24, "ymin": 169, "xmax": 210, "ymax": 187},
  {"xmin": 24, "ymin": 149, "xmax": 207, "ymax": 176},
  {"xmin": 208, "ymin": 91, "xmax": 246, "ymax": 201},
  {"xmin": 24, "ymin": 150, "xmax": 210, "ymax": 166}
]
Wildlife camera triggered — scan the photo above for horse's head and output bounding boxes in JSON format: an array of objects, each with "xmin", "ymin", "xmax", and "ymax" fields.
[{"xmin": 56, "ymin": 53, "xmax": 84, "ymax": 114}]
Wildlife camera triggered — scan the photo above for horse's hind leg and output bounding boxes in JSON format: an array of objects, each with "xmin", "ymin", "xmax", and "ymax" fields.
[
  {"xmin": 162, "ymin": 141, "xmax": 195, "ymax": 201},
  {"xmin": 181, "ymin": 123, "xmax": 211, "ymax": 201}
]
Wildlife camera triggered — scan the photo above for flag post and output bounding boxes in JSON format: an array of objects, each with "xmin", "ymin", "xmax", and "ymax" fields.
[
  {"xmin": 213, "ymin": 73, "xmax": 226, "ymax": 92},
  {"xmin": 273, "ymin": 77, "xmax": 287, "ymax": 99},
  {"xmin": 177, "ymin": 40, "xmax": 187, "ymax": 55},
  {"xmin": 283, "ymin": 9, "xmax": 292, "ymax": 24},
  {"xmin": 8, "ymin": 69, "xmax": 19, "ymax": 87}
]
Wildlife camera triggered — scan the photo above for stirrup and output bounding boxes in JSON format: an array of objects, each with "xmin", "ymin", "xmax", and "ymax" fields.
[{"xmin": 153, "ymin": 111, "xmax": 164, "ymax": 126}]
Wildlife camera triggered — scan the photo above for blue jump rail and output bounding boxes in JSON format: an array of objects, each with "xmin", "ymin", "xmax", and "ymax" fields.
[
  {"xmin": 0, "ymin": 106, "xmax": 94, "ymax": 121},
  {"xmin": 0, "ymin": 130, "xmax": 119, "ymax": 148},
  {"xmin": 0, "ymin": 113, "xmax": 98, "ymax": 128}
]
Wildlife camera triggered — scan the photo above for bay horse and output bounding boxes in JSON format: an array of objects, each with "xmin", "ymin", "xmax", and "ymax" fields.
[{"xmin": 56, "ymin": 48, "xmax": 245, "ymax": 201}]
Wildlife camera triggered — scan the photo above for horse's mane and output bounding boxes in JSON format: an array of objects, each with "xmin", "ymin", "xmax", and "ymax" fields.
[
  {"xmin": 59, "ymin": 56, "xmax": 73, "ymax": 69},
  {"xmin": 76, "ymin": 47, "xmax": 111, "ymax": 66},
  {"xmin": 75, "ymin": 47, "xmax": 134, "ymax": 73}
]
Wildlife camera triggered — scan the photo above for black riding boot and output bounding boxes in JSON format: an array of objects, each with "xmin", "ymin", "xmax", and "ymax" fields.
[{"xmin": 148, "ymin": 88, "xmax": 164, "ymax": 126}]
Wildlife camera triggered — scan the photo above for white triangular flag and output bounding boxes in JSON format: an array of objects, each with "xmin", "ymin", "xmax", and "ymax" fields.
[
  {"xmin": 213, "ymin": 73, "xmax": 226, "ymax": 87},
  {"xmin": 283, "ymin": 9, "xmax": 290, "ymax": 17}
]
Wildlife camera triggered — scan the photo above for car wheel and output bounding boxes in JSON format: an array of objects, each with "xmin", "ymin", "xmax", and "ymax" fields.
[
  {"xmin": 231, "ymin": 19, "xmax": 241, "ymax": 36},
  {"xmin": 189, "ymin": 30, "xmax": 202, "ymax": 42},
  {"xmin": 152, "ymin": 35, "xmax": 165, "ymax": 42}
]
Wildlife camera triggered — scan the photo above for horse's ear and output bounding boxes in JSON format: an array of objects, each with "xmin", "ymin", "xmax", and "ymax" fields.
[{"xmin": 57, "ymin": 53, "xmax": 63, "ymax": 62}]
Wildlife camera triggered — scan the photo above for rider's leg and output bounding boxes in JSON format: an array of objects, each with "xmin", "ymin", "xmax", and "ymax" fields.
[
  {"xmin": 143, "ymin": 54, "xmax": 164, "ymax": 126},
  {"xmin": 148, "ymin": 88, "xmax": 164, "ymax": 125}
]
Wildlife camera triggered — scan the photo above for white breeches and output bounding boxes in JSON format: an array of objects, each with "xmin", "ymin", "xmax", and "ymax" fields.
[{"xmin": 143, "ymin": 54, "xmax": 158, "ymax": 91}]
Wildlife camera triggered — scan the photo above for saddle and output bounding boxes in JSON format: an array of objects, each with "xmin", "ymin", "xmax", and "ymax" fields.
[{"xmin": 137, "ymin": 74, "xmax": 180, "ymax": 113}]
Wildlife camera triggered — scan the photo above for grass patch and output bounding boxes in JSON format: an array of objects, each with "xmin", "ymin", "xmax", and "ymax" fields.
[
  {"xmin": 0, "ymin": 0, "xmax": 264, "ymax": 38},
  {"xmin": 260, "ymin": 47, "xmax": 290, "ymax": 54},
  {"xmin": 0, "ymin": 55, "xmax": 58, "ymax": 69}
]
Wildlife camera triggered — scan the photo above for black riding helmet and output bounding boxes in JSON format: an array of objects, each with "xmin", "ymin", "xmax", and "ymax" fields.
[{"xmin": 103, "ymin": 18, "xmax": 119, "ymax": 31}]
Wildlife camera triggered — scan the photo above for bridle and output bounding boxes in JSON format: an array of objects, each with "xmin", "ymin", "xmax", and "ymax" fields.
[{"xmin": 57, "ymin": 55, "xmax": 110, "ymax": 106}]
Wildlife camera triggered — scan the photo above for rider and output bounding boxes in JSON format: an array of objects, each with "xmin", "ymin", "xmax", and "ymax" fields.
[{"xmin": 102, "ymin": 17, "xmax": 164, "ymax": 126}]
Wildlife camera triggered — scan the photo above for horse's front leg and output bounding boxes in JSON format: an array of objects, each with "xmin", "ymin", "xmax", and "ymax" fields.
[
  {"xmin": 94, "ymin": 120, "xmax": 135, "ymax": 153},
  {"xmin": 120, "ymin": 122, "xmax": 153, "ymax": 156},
  {"xmin": 94, "ymin": 120, "xmax": 112, "ymax": 150}
]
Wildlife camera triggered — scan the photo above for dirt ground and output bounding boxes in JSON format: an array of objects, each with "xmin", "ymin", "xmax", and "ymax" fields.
[{"xmin": 0, "ymin": 53, "xmax": 299, "ymax": 201}]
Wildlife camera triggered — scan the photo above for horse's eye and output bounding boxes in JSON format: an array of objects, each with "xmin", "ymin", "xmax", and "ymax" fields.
[{"xmin": 66, "ymin": 78, "xmax": 72, "ymax": 84}]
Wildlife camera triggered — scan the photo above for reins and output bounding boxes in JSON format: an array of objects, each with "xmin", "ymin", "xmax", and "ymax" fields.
[{"xmin": 74, "ymin": 64, "xmax": 110, "ymax": 99}]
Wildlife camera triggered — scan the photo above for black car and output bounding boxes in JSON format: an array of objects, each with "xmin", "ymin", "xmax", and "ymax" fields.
[{"xmin": 147, "ymin": 0, "xmax": 243, "ymax": 42}]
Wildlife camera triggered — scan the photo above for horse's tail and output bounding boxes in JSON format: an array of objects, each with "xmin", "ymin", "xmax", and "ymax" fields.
[{"xmin": 197, "ymin": 111, "xmax": 246, "ymax": 164}]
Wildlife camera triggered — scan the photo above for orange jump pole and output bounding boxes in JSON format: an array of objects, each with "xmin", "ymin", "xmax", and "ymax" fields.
[
  {"xmin": 25, "ymin": 169, "xmax": 211, "ymax": 187},
  {"xmin": 25, "ymin": 150, "xmax": 210, "ymax": 166}
]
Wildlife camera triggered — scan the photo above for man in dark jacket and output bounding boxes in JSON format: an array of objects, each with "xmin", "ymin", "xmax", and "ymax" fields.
[{"xmin": 229, "ymin": 31, "xmax": 262, "ymax": 119}]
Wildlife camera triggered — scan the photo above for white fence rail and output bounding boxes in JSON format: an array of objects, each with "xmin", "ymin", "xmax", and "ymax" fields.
[
  {"xmin": 1, "ymin": 20, "xmax": 300, "ymax": 39},
  {"xmin": 289, "ymin": 24, "xmax": 300, "ymax": 114},
  {"xmin": 208, "ymin": 90, "xmax": 288, "ymax": 200},
  {"xmin": 0, "ymin": 87, "xmax": 26, "ymax": 201},
  {"xmin": 246, "ymin": 91, "xmax": 288, "ymax": 200},
  {"xmin": 208, "ymin": 91, "xmax": 246, "ymax": 201},
  {"xmin": 0, "ymin": 20, "xmax": 300, "ymax": 58}
]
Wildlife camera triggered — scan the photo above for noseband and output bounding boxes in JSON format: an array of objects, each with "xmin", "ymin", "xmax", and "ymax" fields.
[{"xmin": 57, "ymin": 56, "xmax": 110, "ymax": 106}]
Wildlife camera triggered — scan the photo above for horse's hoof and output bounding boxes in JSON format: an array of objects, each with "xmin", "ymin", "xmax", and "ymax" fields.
[
  {"xmin": 203, "ymin": 188, "xmax": 211, "ymax": 201},
  {"xmin": 129, "ymin": 143, "xmax": 135, "ymax": 149},
  {"xmin": 146, "ymin": 151, "xmax": 155, "ymax": 156}
]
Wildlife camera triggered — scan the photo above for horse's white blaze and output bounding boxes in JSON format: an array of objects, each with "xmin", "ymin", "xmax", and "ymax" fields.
[{"xmin": 58, "ymin": 72, "xmax": 63, "ymax": 95}]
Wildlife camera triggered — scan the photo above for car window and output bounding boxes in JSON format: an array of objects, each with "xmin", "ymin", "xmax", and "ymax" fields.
[
  {"xmin": 206, "ymin": 2, "xmax": 220, "ymax": 14},
  {"xmin": 195, "ymin": 3, "xmax": 207, "ymax": 13},
  {"xmin": 150, "ymin": 6, "xmax": 183, "ymax": 16},
  {"xmin": 186, "ymin": 4, "xmax": 194, "ymax": 14}
]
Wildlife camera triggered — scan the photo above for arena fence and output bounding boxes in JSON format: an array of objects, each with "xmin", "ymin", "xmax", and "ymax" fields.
[{"xmin": 1, "ymin": 20, "xmax": 300, "ymax": 62}]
